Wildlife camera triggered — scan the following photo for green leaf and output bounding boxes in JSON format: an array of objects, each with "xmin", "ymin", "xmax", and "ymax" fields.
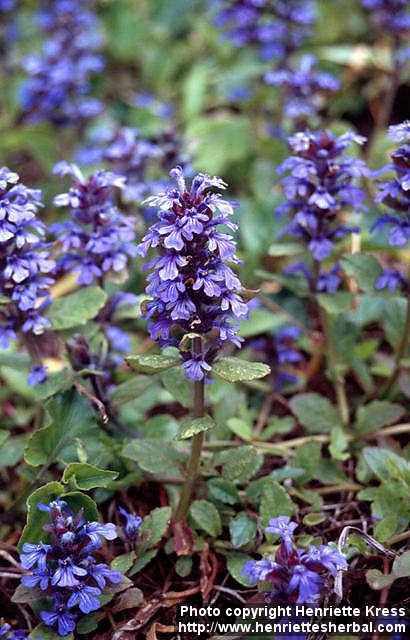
[
  {"xmin": 356, "ymin": 401, "xmax": 405, "ymax": 434},
  {"xmin": 212, "ymin": 357, "xmax": 270, "ymax": 383},
  {"xmin": 290, "ymin": 393, "xmax": 341, "ymax": 433},
  {"xmin": 121, "ymin": 439, "xmax": 185, "ymax": 477},
  {"xmin": 61, "ymin": 491, "xmax": 99, "ymax": 522},
  {"xmin": 18, "ymin": 482, "xmax": 64, "ymax": 550},
  {"xmin": 226, "ymin": 552, "xmax": 253, "ymax": 586},
  {"xmin": 260, "ymin": 479, "xmax": 294, "ymax": 527},
  {"xmin": 373, "ymin": 515, "xmax": 398, "ymax": 542},
  {"xmin": 176, "ymin": 415, "xmax": 216, "ymax": 440},
  {"xmin": 25, "ymin": 389, "xmax": 99, "ymax": 467},
  {"xmin": 187, "ymin": 114, "xmax": 252, "ymax": 174},
  {"xmin": 11, "ymin": 584, "xmax": 42, "ymax": 604},
  {"xmin": 229, "ymin": 513, "xmax": 257, "ymax": 548},
  {"xmin": 366, "ymin": 569, "xmax": 395, "ymax": 590},
  {"xmin": 182, "ymin": 64, "xmax": 209, "ymax": 119},
  {"xmin": 329, "ymin": 426, "xmax": 350, "ymax": 461},
  {"xmin": 33, "ymin": 368, "xmax": 73, "ymax": 401},
  {"xmin": 161, "ymin": 365, "xmax": 192, "ymax": 408},
  {"xmin": 29, "ymin": 624, "xmax": 74, "ymax": 640},
  {"xmin": 126, "ymin": 353, "xmax": 181, "ymax": 374},
  {"xmin": 62, "ymin": 463, "xmax": 118, "ymax": 490},
  {"xmin": 303, "ymin": 513, "xmax": 326, "ymax": 526},
  {"xmin": 129, "ymin": 549, "xmax": 158, "ymax": 576},
  {"xmin": 392, "ymin": 551, "xmax": 410, "ymax": 577},
  {"xmin": 207, "ymin": 478, "xmax": 239, "ymax": 505},
  {"xmin": 138, "ymin": 506, "xmax": 172, "ymax": 550},
  {"xmin": 111, "ymin": 551, "xmax": 136, "ymax": 573},
  {"xmin": 176, "ymin": 556, "xmax": 193, "ymax": 577},
  {"xmin": 363, "ymin": 447, "xmax": 410, "ymax": 483},
  {"xmin": 190, "ymin": 500, "xmax": 222, "ymax": 536},
  {"xmin": 292, "ymin": 442, "xmax": 322, "ymax": 484},
  {"xmin": 317, "ymin": 292, "xmax": 354, "ymax": 315},
  {"xmin": 45, "ymin": 286, "xmax": 107, "ymax": 330},
  {"xmin": 0, "ymin": 435, "xmax": 25, "ymax": 469},
  {"xmin": 341, "ymin": 254, "xmax": 382, "ymax": 292},
  {"xmin": 212, "ymin": 445, "xmax": 259, "ymax": 481},
  {"xmin": 382, "ymin": 298, "xmax": 408, "ymax": 349},
  {"xmin": 239, "ymin": 307, "xmax": 287, "ymax": 339},
  {"xmin": 227, "ymin": 417, "xmax": 253, "ymax": 441}
]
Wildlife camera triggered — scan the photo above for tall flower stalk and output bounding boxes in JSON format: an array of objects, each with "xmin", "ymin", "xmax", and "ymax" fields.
[
  {"xmin": 371, "ymin": 121, "xmax": 410, "ymax": 395},
  {"xmin": 137, "ymin": 166, "xmax": 249, "ymax": 519},
  {"xmin": 277, "ymin": 130, "xmax": 369, "ymax": 425}
]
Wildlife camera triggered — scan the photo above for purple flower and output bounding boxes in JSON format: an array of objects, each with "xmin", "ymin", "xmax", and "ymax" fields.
[
  {"xmin": 27, "ymin": 364, "xmax": 48, "ymax": 386},
  {"xmin": 277, "ymin": 130, "xmax": 367, "ymax": 264},
  {"xmin": 0, "ymin": 168, "xmax": 54, "ymax": 351},
  {"xmin": 371, "ymin": 122, "xmax": 410, "ymax": 247},
  {"xmin": 289, "ymin": 563, "xmax": 324, "ymax": 603},
  {"xmin": 301, "ymin": 544, "xmax": 348, "ymax": 577},
  {"xmin": 265, "ymin": 55, "xmax": 339, "ymax": 124},
  {"xmin": 77, "ymin": 124, "xmax": 189, "ymax": 213},
  {"xmin": 88, "ymin": 562, "xmax": 122, "ymax": 589},
  {"xmin": 250, "ymin": 325, "xmax": 302, "ymax": 391},
  {"xmin": 52, "ymin": 163, "xmax": 137, "ymax": 286},
  {"xmin": 0, "ymin": 624, "xmax": 28, "ymax": 640},
  {"xmin": 213, "ymin": 0, "xmax": 315, "ymax": 62},
  {"xmin": 67, "ymin": 584, "xmax": 102, "ymax": 613},
  {"xmin": 19, "ymin": 501, "xmax": 122, "ymax": 634},
  {"xmin": 241, "ymin": 514, "xmax": 348, "ymax": 604},
  {"xmin": 242, "ymin": 557, "xmax": 277, "ymax": 584},
  {"xmin": 20, "ymin": 542, "xmax": 52, "ymax": 571},
  {"xmin": 266, "ymin": 516, "xmax": 298, "ymax": 551},
  {"xmin": 362, "ymin": 0, "xmax": 410, "ymax": 37},
  {"xmin": 138, "ymin": 166, "xmax": 249, "ymax": 380},
  {"xmin": 40, "ymin": 599, "xmax": 77, "ymax": 636},
  {"xmin": 119, "ymin": 507, "xmax": 142, "ymax": 542},
  {"xmin": 375, "ymin": 268, "xmax": 406, "ymax": 292},
  {"xmin": 18, "ymin": 0, "xmax": 104, "ymax": 126}
]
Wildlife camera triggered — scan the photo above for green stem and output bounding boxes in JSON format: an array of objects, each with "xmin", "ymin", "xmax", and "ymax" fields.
[
  {"xmin": 174, "ymin": 338, "xmax": 205, "ymax": 522},
  {"xmin": 318, "ymin": 304, "xmax": 349, "ymax": 427},
  {"xmin": 380, "ymin": 289, "xmax": 410, "ymax": 397}
]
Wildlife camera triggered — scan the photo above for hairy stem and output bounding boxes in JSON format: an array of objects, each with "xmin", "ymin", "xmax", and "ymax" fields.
[{"xmin": 174, "ymin": 337, "xmax": 205, "ymax": 521}]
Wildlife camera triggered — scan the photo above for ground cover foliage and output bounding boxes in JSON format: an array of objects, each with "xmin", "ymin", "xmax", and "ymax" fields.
[{"xmin": 0, "ymin": 0, "xmax": 410, "ymax": 638}]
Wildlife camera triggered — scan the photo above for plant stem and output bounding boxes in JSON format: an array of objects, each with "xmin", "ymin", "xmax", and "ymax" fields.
[
  {"xmin": 380, "ymin": 285, "xmax": 410, "ymax": 397},
  {"xmin": 174, "ymin": 337, "xmax": 205, "ymax": 521},
  {"xmin": 312, "ymin": 262, "xmax": 349, "ymax": 426},
  {"xmin": 317, "ymin": 304, "xmax": 350, "ymax": 426},
  {"xmin": 365, "ymin": 35, "xmax": 400, "ymax": 161}
]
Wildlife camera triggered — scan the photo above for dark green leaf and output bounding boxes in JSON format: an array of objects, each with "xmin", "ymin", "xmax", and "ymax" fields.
[
  {"xmin": 18, "ymin": 481, "xmax": 64, "ymax": 550},
  {"xmin": 229, "ymin": 513, "xmax": 256, "ymax": 548},
  {"xmin": 341, "ymin": 254, "xmax": 382, "ymax": 291},
  {"xmin": 190, "ymin": 500, "xmax": 222, "ymax": 536},
  {"xmin": 45, "ymin": 286, "xmax": 107, "ymax": 330},
  {"xmin": 290, "ymin": 393, "xmax": 341, "ymax": 433},
  {"xmin": 176, "ymin": 415, "xmax": 216, "ymax": 440},
  {"xmin": 207, "ymin": 478, "xmax": 239, "ymax": 505},
  {"xmin": 62, "ymin": 463, "xmax": 118, "ymax": 490},
  {"xmin": 138, "ymin": 506, "xmax": 172, "ymax": 549},
  {"xmin": 212, "ymin": 357, "xmax": 270, "ymax": 383},
  {"xmin": 356, "ymin": 401, "xmax": 405, "ymax": 434},
  {"xmin": 126, "ymin": 353, "xmax": 181, "ymax": 374},
  {"xmin": 122, "ymin": 439, "xmax": 185, "ymax": 477},
  {"xmin": 260, "ymin": 479, "xmax": 294, "ymax": 527}
]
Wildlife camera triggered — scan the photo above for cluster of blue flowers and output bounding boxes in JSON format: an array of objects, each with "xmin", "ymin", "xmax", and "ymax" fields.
[
  {"xmin": 213, "ymin": 0, "xmax": 315, "ymax": 62},
  {"xmin": 242, "ymin": 516, "xmax": 348, "ymax": 603},
  {"xmin": 77, "ymin": 125, "xmax": 188, "ymax": 209},
  {"xmin": 137, "ymin": 166, "xmax": 248, "ymax": 381},
  {"xmin": 0, "ymin": 167, "xmax": 54, "ymax": 351},
  {"xmin": 251, "ymin": 325, "xmax": 302, "ymax": 390},
  {"xmin": 19, "ymin": 0, "xmax": 104, "ymax": 125},
  {"xmin": 52, "ymin": 162, "xmax": 137, "ymax": 286},
  {"xmin": 20, "ymin": 500, "xmax": 122, "ymax": 636},
  {"xmin": 372, "ymin": 121, "xmax": 410, "ymax": 292},
  {"xmin": 362, "ymin": 0, "xmax": 410, "ymax": 38},
  {"xmin": 0, "ymin": 623, "xmax": 27, "ymax": 640},
  {"xmin": 265, "ymin": 55, "xmax": 340, "ymax": 125},
  {"xmin": 277, "ymin": 130, "xmax": 369, "ymax": 281}
]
